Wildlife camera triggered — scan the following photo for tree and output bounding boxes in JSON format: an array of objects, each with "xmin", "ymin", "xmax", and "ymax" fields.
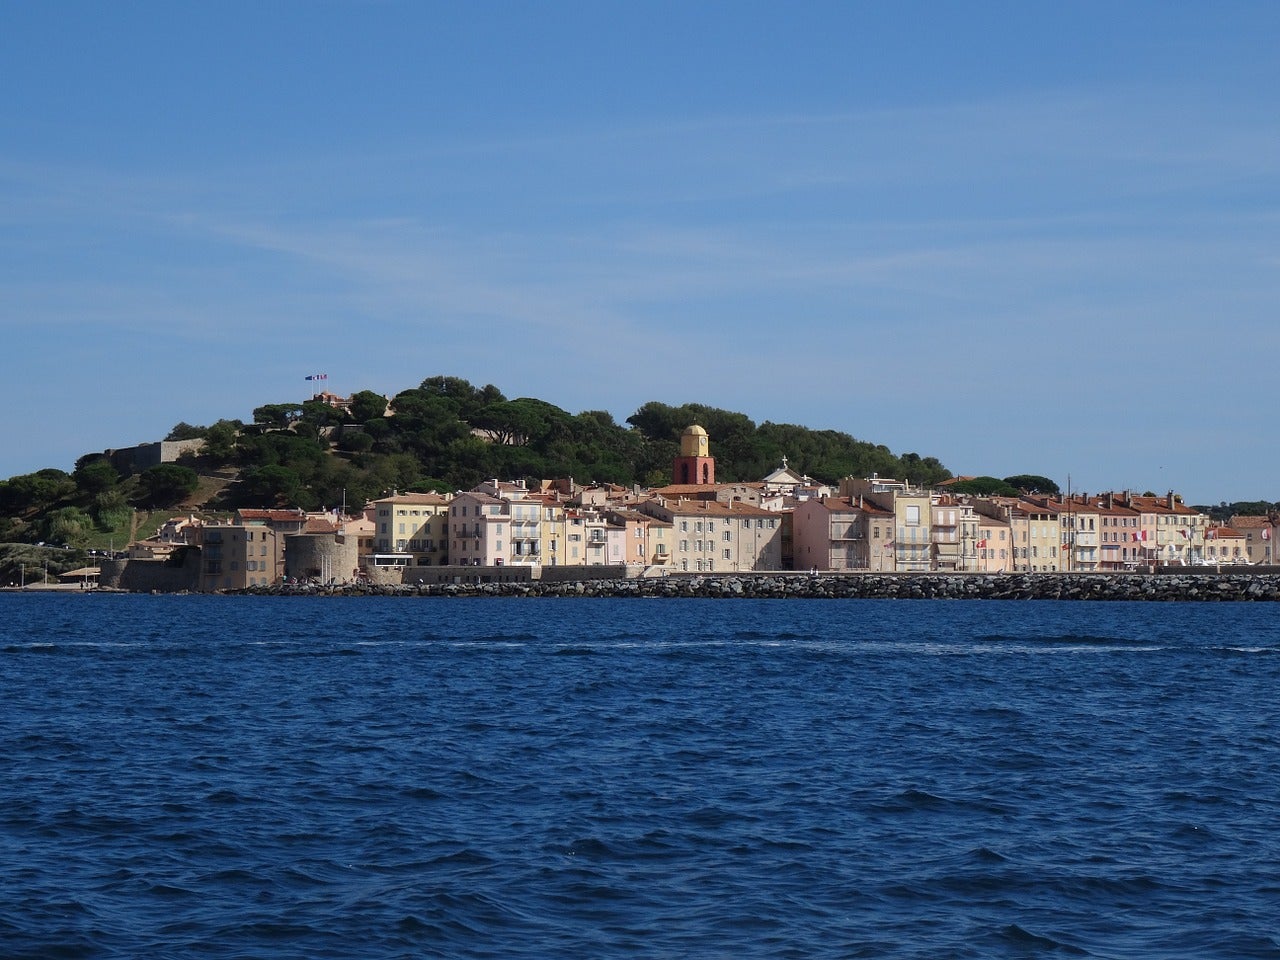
[
  {"xmin": 349, "ymin": 390, "xmax": 389, "ymax": 423},
  {"xmin": 0, "ymin": 469, "xmax": 76, "ymax": 515},
  {"xmin": 1004, "ymin": 475, "xmax": 1060, "ymax": 495},
  {"xmin": 901, "ymin": 453, "xmax": 951, "ymax": 487},
  {"xmin": 471, "ymin": 398, "xmax": 571, "ymax": 447},
  {"xmin": 165, "ymin": 422, "xmax": 207, "ymax": 441},
  {"xmin": 336, "ymin": 430, "xmax": 374, "ymax": 453},
  {"xmin": 41, "ymin": 506, "xmax": 94, "ymax": 547},
  {"xmin": 300, "ymin": 399, "xmax": 348, "ymax": 429},
  {"xmin": 73, "ymin": 458, "xmax": 119, "ymax": 496},
  {"xmin": 947, "ymin": 476, "xmax": 1020, "ymax": 496},
  {"xmin": 252, "ymin": 403, "xmax": 304, "ymax": 428},
  {"xmin": 231, "ymin": 465, "xmax": 306, "ymax": 508},
  {"xmin": 137, "ymin": 464, "xmax": 200, "ymax": 507},
  {"xmin": 417, "ymin": 376, "xmax": 501, "ymax": 420},
  {"xmin": 203, "ymin": 420, "xmax": 241, "ymax": 463}
]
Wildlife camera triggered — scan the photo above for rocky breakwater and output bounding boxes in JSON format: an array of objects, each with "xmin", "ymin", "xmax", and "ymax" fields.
[{"xmin": 240, "ymin": 572, "xmax": 1280, "ymax": 600}]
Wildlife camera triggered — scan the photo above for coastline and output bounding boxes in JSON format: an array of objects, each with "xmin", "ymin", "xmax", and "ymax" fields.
[
  {"xmin": 10, "ymin": 571, "xmax": 1280, "ymax": 601},
  {"xmin": 223, "ymin": 571, "xmax": 1280, "ymax": 601}
]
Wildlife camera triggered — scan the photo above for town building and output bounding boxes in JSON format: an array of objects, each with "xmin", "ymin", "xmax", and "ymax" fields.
[
  {"xmin": 196, "ymin": 522, "xmax": 281, "ymax": 591},
  {"xmin": 1229, "ymin": 514, "xmax": 1277, "ymax": 565},
  {"xmin": 1204, "ymin": 525, "xmax": 1248, "ymax": 563},
  {"xmin": 448, "ymin": 491, "xmax": 509, "ymax": 566},
  {"xmin": 368, "ymin": 492, "xmax": 452, "ymax": 568},
  {"xmin": 791, "ymin": 496, "xmax": 869, "ymax": 572},
  {"xmin": 637, "ymin": 496, "xmax": 783, "ymax": 572}
]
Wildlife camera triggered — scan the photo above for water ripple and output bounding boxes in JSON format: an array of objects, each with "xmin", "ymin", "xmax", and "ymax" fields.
[{"xmin": 2, "ymin": 595, "xmax": 1280, "ymax": 958}]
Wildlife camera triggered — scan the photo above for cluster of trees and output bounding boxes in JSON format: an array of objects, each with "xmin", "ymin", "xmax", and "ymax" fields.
[
  {"xmin": 945, "ymin": 475, "xmax": 1062, "ymax": 497},
  {"xmin": 1198, "ymin": 501, "xmax": 1280, "ymax": 524},
  {"xmin": 1, "ymin": 374, "xmax": 1013, "ymax": 546},
  {"xmin": 180, "ymin": 376, "xmax": 954, "ymax": 512}
]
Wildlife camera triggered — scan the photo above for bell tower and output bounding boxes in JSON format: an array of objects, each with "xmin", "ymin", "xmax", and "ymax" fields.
[{"xmin": 673, "ymin": 424, "xmax": 715, "ymax": 485}]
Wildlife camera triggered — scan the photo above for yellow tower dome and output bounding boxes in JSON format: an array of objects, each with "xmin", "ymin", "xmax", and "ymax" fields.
[{"xmin": 680, "ymin": 424, "xmax": 709, "ymax": 457}]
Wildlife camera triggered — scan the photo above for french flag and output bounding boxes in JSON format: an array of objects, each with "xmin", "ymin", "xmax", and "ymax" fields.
[{"xmin": 305, "ymin": 373, "xmax": 328, "ymax": 381}]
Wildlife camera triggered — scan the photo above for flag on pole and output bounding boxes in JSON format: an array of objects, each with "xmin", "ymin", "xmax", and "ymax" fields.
[
  {"xmin": 305, "ymin": 373, "xmax": 328, "ymax": 381},
  {"xmin": 1264, "ymin": 528, "xmax": 1272, "ymax": 541}
]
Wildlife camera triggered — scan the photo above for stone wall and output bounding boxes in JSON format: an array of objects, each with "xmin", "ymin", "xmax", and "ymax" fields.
[
  {"xmin": 235, "ymin": 571, "xmax": 1280, "ymax": 601},
  {"xmin": 99, "ymin": 552, "xmax": 201, "ymax": 593},
  {"xmin": 106, "ymin": 439, "xmax": 206, "ymax": 474}
]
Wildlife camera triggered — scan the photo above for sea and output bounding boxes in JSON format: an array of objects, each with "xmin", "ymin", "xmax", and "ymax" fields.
[{"xmin": 2, "ymin": 594, "xmax": 1279, "ymax": 960}]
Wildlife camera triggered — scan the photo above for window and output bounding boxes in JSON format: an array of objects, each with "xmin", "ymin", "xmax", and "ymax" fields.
[
  {"xmin": 723, "ymin": 548, "xmax": 731, "ymax": 560},
  {"xmin": 723, "ymin": 531, "xmax": 731, "ymax": 541},
  {"xmin": 906, "ymin": 505, "xmax": 921, "ymax": 524}
]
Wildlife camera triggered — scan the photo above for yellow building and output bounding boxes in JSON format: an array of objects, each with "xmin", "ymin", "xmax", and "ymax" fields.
[{"xmin": 369, "ymin": 492, "xmax": 452, "ymax": 569}]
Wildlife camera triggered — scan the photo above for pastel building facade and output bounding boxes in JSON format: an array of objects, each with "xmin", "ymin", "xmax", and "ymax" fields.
[
  {"xmin": 448, "ymin": 492, "xmax": 509, "ymax": 566},
  {"xmin": 197, "ymin": 523, "xmax": 281, "ymax": 591},
  {"xmin": 1230, "ymin": 515, "xmax": 1277, "ymax": 564},
  {"xmin": 638, "ymin": 497, "xmax": 783, "ymax": 572},
  {"xmin": 369, "ymin": 492, "xmax": 452, "ymax": 568}
]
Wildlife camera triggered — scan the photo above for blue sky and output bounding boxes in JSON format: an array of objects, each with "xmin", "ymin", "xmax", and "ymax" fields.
[{"xmin": 3, "ymin": 1, "xmax": 1278, "ymax": 505}]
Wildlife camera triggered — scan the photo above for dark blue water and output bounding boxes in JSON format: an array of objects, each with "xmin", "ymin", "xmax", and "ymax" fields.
[{"xmin": 3, "ymin": 595, "xmax": 1279, "ymax": 959}]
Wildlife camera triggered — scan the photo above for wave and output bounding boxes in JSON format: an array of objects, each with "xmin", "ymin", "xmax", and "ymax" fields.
[
  {"xmin": 992, "ymin": 923, "xmax": 1091, "ymax": 955},
  {"xmin": 976, "ymin": 633, "xmax": 1157, "ymax": 647}
]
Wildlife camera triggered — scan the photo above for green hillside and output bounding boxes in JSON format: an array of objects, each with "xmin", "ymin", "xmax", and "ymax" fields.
[{"xmin": 0, "ymin": 376, "xmax": 951, "ymax": 573}]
